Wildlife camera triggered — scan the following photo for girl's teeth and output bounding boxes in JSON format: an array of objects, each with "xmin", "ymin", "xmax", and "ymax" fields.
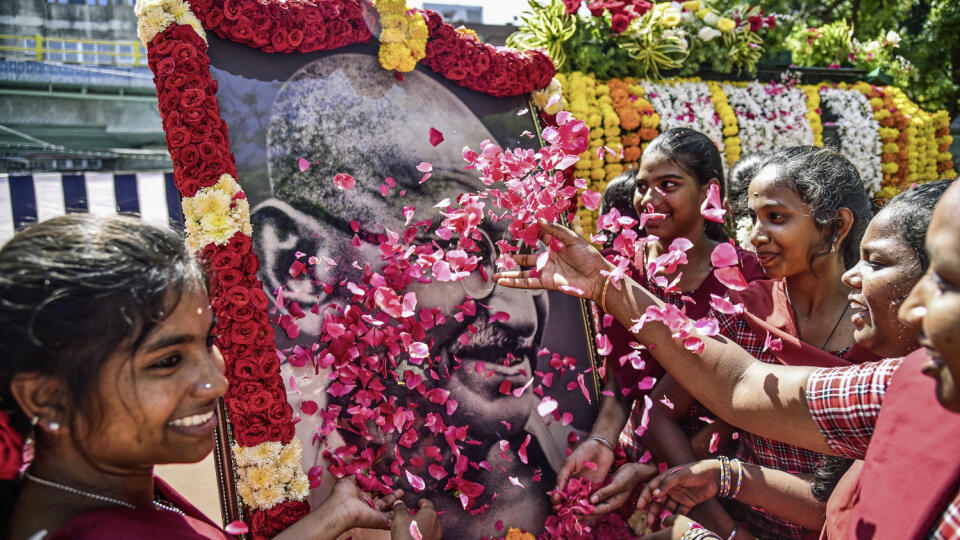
[{"xmin": 169, "ymin": 411, "xmax": 214, "ymax": 427}]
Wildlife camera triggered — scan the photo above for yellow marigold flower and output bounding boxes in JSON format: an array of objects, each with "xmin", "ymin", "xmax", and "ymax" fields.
[
  {"xmin": 591, "ymin": 168, "xmax": 606, "ymax": 181},
  {"xmin": 682, "ymin": 0, "xmax": 701, "ymax": 11},
  {"xmin": 661, "ymin": 11, "xmax": 681, "ymax": 27}
]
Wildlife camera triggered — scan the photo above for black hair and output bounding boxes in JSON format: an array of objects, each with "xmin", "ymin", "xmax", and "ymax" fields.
[
  {"xmin": 811, "ymin": 455, "xmax": 854, "ymax": 503},
  {"xmin": 642, "ymin": 127, "xmax": 727, "ymax": 241},
  {"xmin": 877, "ymin": 179, "xmax": 953, "ymax": 273},
  {"xmin": 759, "ymin": 146, "xmax": 873, "ymax": 270},
  {"xmin": 726, "ymin": 152, "xmax": 768, "ymax": 223},
  {"xmin": 600, "ymin": 169, "xmax": 640, "ymax": 221},
  {"xmin": 0, "ymin": 215, "xmax": 203, "ymax": 513}
]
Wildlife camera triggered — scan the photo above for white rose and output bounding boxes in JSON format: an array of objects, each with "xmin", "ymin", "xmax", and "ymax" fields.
[
  {"xmin": 885, "ymin": 30, "xmax": 901, "ymax": 46},
  {"xmin": 703, "ymin": 12, "xmax": 719, "ymax": 26},
  {"xmin": 698, "ymin": 27, "xmax": 720, "ymax": 41}
]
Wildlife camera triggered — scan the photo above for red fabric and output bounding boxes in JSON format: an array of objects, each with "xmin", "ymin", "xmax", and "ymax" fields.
[
  {"xmin": 48, "ymin": 478, "xmax": 233, "ymax": 540},
  {"xmin": 825, "ymin": 349, "xmax": 960, "ymax": 539}
]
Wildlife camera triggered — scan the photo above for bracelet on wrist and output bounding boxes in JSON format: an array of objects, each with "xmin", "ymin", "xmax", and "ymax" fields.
[
  {"xmin": 729, "ymin": 458, "xmax": 743, "ymax": 500},
  {"xmin": 727, "ymin": 524, "xmax": 739, "ymax": 540},
  {"xmin": 717, "ymin": 456, "xmax": 732, "ymax": 498},
  {"xmin": 586, "ymin": 435, "xmax": 615, "ymax": 452}
]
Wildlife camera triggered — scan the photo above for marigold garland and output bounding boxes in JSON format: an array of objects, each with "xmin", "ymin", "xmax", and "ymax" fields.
[
  {"xmin": 375, "ymin": 0, "xmax": 427, "ymax": 72},
  {"xmin": 706, "ymin": 81, "xmax": 740, "ymax": 167},
  {"xmin": 182, "ymin": 174, "xmax": 253, "ymax": 254},
  {"xmin": 800, "ymin": 84, "xmax": 824, "ymax": 148}
]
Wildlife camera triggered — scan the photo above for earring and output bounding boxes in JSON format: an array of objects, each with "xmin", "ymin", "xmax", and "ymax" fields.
[
  {"xmin": 30, "ymin": 416, "xmax": 39, "ymax": 427},
  {"xmin": 47, "ymin": 421, "xmax": 60, "ymax": 433}
]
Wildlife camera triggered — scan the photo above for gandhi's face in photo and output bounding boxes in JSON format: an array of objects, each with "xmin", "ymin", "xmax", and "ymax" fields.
[{"xmin": 252, "ymin": 53, "xmax": 552, "ymax": 533}]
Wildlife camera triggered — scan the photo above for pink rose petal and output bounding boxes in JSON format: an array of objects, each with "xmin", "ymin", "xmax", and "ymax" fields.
[
  {"xmin": 710, "ymin": 242, "xmax": 739, "ymax": 268},
  {"xmin": 333, "ymin": 173, "xmax": 356, "ymax": 190},
  {"xmin": 714, "ymin": 266, "xmax": 749, "ymax": 291},
  {"xmin": 429, "ymin": 127, "xmax": 444, "ymax": 146},
  {"xmin": 225, "ymin": 521, "xmax": 249, "ymax": 535},
  {"xmin": 581, "ymin": 189, "xmax": 601, "ymax": 211},
  {"xmin": 406, "ymin": 470, "xmax": 426, "ymax": 492},
  {"xmin": 409, "ymin": 521, "xmax": 423, "ymax": 540},
  {"xmin": 537, "ymin": 396, "xmax": 559, "ymax": 417},
  {"xmin": 297, "ymin": 158, "xmax": 310, "ymax": 172}
]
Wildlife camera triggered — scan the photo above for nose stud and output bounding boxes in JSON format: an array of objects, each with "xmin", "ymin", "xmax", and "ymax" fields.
[{"xmin": 200, "ymin": 382, "xmax": 213, "ymax": 390}]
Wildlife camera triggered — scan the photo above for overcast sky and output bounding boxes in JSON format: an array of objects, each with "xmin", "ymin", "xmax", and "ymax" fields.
[{"xmin": 411, "ymin": 0, "xmax": 527, "ymax": 25}]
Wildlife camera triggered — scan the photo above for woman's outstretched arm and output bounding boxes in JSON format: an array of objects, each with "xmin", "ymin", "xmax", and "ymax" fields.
[{"xmin": 495, "ymin": 220, "xmax": 834, "ymax": 455}]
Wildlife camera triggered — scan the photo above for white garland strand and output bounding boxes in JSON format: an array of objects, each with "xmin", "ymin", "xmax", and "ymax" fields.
[
  {"xmin": 645, "ymin": 80, "xmax": 726, "ymax": 170},
  {"xmin": 722, "ymin": 82, "xmax": 813, "ymax": 155},
  {"xmin": 819, "ymin": 87, "xmax": 883, "ymax": 194}
]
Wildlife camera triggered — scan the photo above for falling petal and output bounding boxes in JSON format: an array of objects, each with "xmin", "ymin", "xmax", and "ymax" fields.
[
  {"xmin": 225, "ymin": 521, "xmax": 249, "ymax": 535},
  {"xmin": 429, "ymin": 127, "xmax": 444, "ymax": 146},
  {"xmin": 405, "ymin": 470, "xmax": 426, "ymax": 492},
  {"xmin": 536, "ymin": 250, "xmax": 550, "ymax": 273},
  {"xmin": 714, "ymin": 266, "xmax": 749, "ymax": 291},
  {"xmin": 710, "ymin": 242, "xmax": 739, "ymax": 268},
  {"xmin": 518, "ymin": 434, "xmax": 531, "ymax": 464},
  {"xmin": 581, "ymin": 189, "xmax": 601, "ymax": 211},
  {"xmin": 332, "ymin": 173, "xmax": 356, "ymax": 190},
  {"xmin": 509, "ymin": 476, "xmax": 524, "ymax": 488},
  {"xmin": 517, "ymin": 108, "xmax": 529, "ymax": 116},
  {"xmin": 708, "ymin": 431, "xmax": 720, "ymax": 454},
  {"xmin": 409, "ymin": 521, "xmax": 423, "ymax": 540},
  {"xmin": 417, "ymin": 162, "xmax": 433, "ymax": 173},
  {"xmin": 297, "ymin": 158, "xmax": 310, "ymax": 172},
  {"xmin": 537, "ymin": 396, "xmax": 559, "ymax": 417}
]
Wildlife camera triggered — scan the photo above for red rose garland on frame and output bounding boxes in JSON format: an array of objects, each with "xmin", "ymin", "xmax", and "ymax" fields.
[
  {"xmin": 184, "ymin": 0, "xmax": 555, "ymax": 97},
  {"xmin": 147, "ymin": 21, "xmax": 309, "ymax": 538}
]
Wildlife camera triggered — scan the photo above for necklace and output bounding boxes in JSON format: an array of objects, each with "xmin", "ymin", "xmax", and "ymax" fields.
[
  {"xmin": 25, "ymin": 472, "xmax": 185, "ymax": 515},
  {"xmin": 819, "ymin": 303, "xmax": 849, "ymax": 351}
]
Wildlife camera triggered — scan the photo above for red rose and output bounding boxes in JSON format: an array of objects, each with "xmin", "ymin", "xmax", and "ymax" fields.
[
  {"xmin": 227, "ymin": 233, "xmax": 252, "ymax": 255},
  {"xmin": 270, "ymin": 28, "xmax": 290, "ymax": 52},
  {"xmin": 242, "ymin": 253, "xmax": 260, "ymax": 274},
  {"xmin": 446, "ymin": 65, "xmax": 467, "ymax": 80},
  {"xmin": 233, "ymin": 421, "xmax": 270, "ymax": 447},
  {"xmin": 159, "ymin": 91, "xmax": 181, "ymax": 115},
  {"xmin": 230, "ymin": 304, "xmax": 256, "ymax": 322},
  {"xmin": 211, "ymin": 249, "xmax": 241, "ymax": 270},
  {"xmin": 198, "ymin": 140, "xmax": 218, "ymax": 161},
  {"xmin": 267, "ymin": 402, "xmax": 291, "ymax": 424},
  {"xmin": 611, "ymin": 13, "xmax": 630, "ymax": 33},
  {"xmin": 287, "ymin": 28, "xmax": 305, "ymax": 50},
  {"xmin": 179, "ymin": 88, "xmax": 205, "ymax": 109},
  {"xmin": 251, "ymin": 31, "xmax": 270, "ymax": 49},
  {"xmin": 176, "ymin": 58, "xmax": 200, "ymax": 75},
  {"xmin": 173, "ymin": 42, "xmax": 197, "ymax": 60},
  {"xmin": 189, "ymin": 123, "xmax": 212, "ymax": 144},
  {"xmin": 223, "ymin": 0, "xmax": 243, "ymax": 21},
  {"xmin": 0, "ymin": 411, "xmax": 24, "ymax": 480},
  {"xmin": 254, "ymin": 327, "xmax": 275, "ymax": 348},
  {"xmin": 163, "ymin": 73, "xmax": 187, "ymax": 92},
  {"xmin": 153, "ymin": 37, "xmax": 177, "ymax": 57},
  {"xmin": 562, "ymin": 0, "xmax": 581, "ymax": 14},
  {"xmin": 174, "ymin": 174, "xmax": 199, "ymax": 198},
  {"xmin": 165, "ymin": 127, "xmax": 190, "ymax": 149},
  {"xmin": 231, "ymin": 19, "xmax": 253, "ymax": 42},
  {"xmin": 232, "ymin": 353, "xmax": 267, "ymax": 380},
  {"xmin": 249, "ymin": 288, "xmax": 269, "ymax": 311},
  {"xmin": 206, "ymin": 8, "xmax": 224, "ymax": 28},
  {"xmin": 246, "ymin": 389, "xmax": 274, "ymax": 413},
  {"xmin": 203, "ymin": 95, "xmax": 220, "ymax": 115},
  {"xmin": 156, "ymin": 56, "xmax": 176, "ymax": 76},
  {"xmin": 217, "ymin": 268, "xmax": 244, "ymax": 288},
  {"xmin": 587, "ymin": 0, "xmax": 605, "ymax": 17},
  {"xmin": 178, "ymin": 145, "xmax": 200, "ymax": 168},
  {"xmin": 229, "ymin": 320, "xmax": 259, "ymax": 346},
  {"xmin": 266, "ymin": 424, "xmax": 286, "ymax": 442},
  {"xmin": 224, "ymin": 285, "xmax": 250, "ymax": 306}
]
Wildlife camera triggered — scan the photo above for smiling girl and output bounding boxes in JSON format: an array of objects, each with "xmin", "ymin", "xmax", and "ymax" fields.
[
  {"xmin": 0, "ymin": 215, "xmax": 439, "ymax": 540},
  {"xmin": 557, "ymin": 129, "xmax": 765, "ymax": 519}
]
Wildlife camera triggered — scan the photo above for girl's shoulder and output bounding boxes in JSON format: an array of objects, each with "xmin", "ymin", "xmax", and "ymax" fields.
[{"xmin": 732, "ymin": 245, "xmax": 766, "ymax": 282}]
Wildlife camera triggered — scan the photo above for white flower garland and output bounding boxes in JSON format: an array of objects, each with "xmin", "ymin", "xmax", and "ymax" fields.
[
  {"xmin": 134, "ymin": 0, "xmax": 206, "ymax": 47},
  {"xmin": 181, "ymin": 173, "xmax": 253, "ymax": 254},
  {"xmin": 645, "ymin": 80, "xmax": 726, "ymax": 166},
  {"xmin": 721, "ymin": 82, "xmax": 813, "ymax": 155},
  {"xmin": 233, "ymin": 438, "xmax": 310, "ymax": 509},
  {"xmin": 819, "ymin": 87, "xmax": 883, "ymax": 194}
]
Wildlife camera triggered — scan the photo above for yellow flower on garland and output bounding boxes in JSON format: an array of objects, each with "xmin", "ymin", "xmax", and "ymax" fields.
[
  {"xmin": 800, "ymin": 85, "xmax": 823, "ymax": 148},
  {"xmin": 232, "ymin": 438, "xmax": 310, "ymax": 510},
  {"xmin": 375, "ymin": 0, "xmax": 427, "ymax": 72},
  {"xmin": 182, "ymin": 174, "xmax": 252, "ymax": 254},
  {"xmin": 135, "ymin": 0, "xmax": 206, "ymax": 46},
  {"xmin": 707, "ymin": 81, "xmax": 740, "ymax": 166}
]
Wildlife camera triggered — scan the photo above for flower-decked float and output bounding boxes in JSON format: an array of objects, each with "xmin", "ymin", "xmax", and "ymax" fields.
[{"xmin": 818, "ymin": 85, "xmax": 883, "ymax": 194}]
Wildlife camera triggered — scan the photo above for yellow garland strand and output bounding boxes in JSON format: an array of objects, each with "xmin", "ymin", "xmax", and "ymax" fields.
[
  {"xmin": 800, "ymin": 85, "xmax": 823, "ymax": 148},
  {"xmin": 707, "ymin": 81, "xmax": 740, "ymax": 167},
  {"xmin": 375, "ymin": 0, "xmax": 428, "ymax": 72}
]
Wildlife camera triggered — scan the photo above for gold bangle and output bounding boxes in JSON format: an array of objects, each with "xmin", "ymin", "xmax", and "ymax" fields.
[{"xmin": 600, "ymin": 275, "xmax": 612, "ymax": 313}]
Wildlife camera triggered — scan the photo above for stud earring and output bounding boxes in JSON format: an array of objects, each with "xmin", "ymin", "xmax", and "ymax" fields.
[
  {"xmin": 47, "ymin": 421, "xmax": 60, "ymax": 433},
  {"xmin": 30, "ymin": 416, "xmax": 39, "ymax": 427}
]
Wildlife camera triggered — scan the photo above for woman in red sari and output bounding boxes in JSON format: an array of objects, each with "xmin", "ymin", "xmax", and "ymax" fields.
[
  {"xmin": 557, "ymin": 128, "xmax": 764, "ymax": 506},
  {"xmin": 494, "ymin": 176, "xmax": 960, "ymax": 540},
  {"xmin": 0, "ymin": 215, "xmax": 440, "ymax": 540}
]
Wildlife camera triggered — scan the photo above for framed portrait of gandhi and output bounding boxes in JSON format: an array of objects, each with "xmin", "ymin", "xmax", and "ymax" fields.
[
  {"xmin": 207, "ymin": 37, "xmax": 600, "ymax": 537},
  {"xmin": 138, "ymin": 0, "xmax": 599, "ymax": 534}
]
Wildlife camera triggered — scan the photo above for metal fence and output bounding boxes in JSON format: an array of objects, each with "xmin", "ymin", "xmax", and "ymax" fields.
[{"xmin": 0, "ymin": 34, "xmax": 147, "ymax": 67}]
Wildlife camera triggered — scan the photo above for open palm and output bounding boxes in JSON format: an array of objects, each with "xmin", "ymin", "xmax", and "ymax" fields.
[{"xmin": 495, "ymin": 220, "xmax": 612, "ymax": 303}]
